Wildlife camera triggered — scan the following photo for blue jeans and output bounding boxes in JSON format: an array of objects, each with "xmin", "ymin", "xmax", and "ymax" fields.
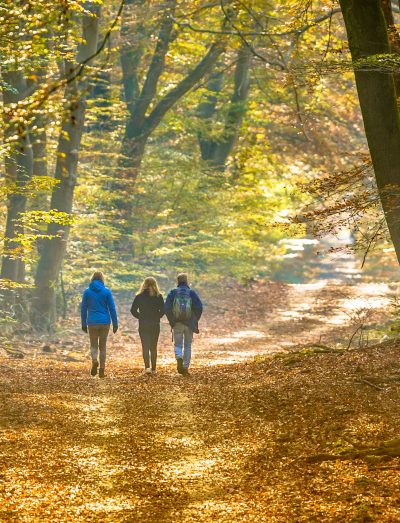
[{"xmin": 173, "ymin": 323, "xmax": 193, "ymax": 369}]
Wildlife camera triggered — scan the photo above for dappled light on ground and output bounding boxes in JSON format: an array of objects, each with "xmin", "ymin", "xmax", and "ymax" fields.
[
  {"xmin": 210, "ymin": 329, "xmax": 266, "ymax": 345},
  {"xmin": 3, "ymin": 341, "xmax": 400, "ymax": 521},
  {"xmin": 2, "ymin": 281, "xmax": 400, "ymax": 521}
]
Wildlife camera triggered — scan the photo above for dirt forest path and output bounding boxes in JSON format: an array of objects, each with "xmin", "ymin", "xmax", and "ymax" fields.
[
  {"xmin": 2, "ymin": 281, "xmax": 400, "ymax": 522},
  {"xmin": 120, "ymin": 280, "xmax": 392, "ymax": 368}
]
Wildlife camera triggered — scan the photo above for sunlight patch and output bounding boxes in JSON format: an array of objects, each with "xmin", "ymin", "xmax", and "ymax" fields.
[
  {"xmin": 84, "ymin": 496, "xmax": 142, "ymax": 512},
  {"xmin": 162, "ymin": 458, "xmax": 216, "ymax": 479},
  {"xmin": 163, "ymin": 436, "xmax": 200, "ymax": 449},
  {"xmin": 211, "ymin": 330, "xmax": 265, "ymax": 345}
]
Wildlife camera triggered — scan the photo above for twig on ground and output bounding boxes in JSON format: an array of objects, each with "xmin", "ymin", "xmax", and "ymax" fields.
[{"xmin": 355, "ymin": 378, "xmax": 384, "ymax": 391}]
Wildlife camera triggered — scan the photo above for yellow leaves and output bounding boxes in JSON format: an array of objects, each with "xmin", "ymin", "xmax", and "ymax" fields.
[
  {"xmin": 0, "ymin": 278, "xmax": 30, "ymax": 290},
  {"xmin": 0, "ymin": 176, "xmax": 59, "ymax": 197}
]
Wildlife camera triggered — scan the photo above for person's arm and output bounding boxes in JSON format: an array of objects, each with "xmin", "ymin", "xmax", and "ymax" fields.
[
  {"xmin": 130, "ymin": 295, "xmax": 140, "ymax": 319},
  {"xmin": 158, "ymin": 294, "xmax": 165, "ymax": 319},
  {"xmin": 81, "ymin": 290, "xmax": 88, "ymax": 332},
  {"xmin": 107, "ymin": 290, "xmax": 118, "ymax": 332},
  {"xmin": 164, "ymin": 290, "xmax": 175, "ymax": 326},
  {"xmin": 191, "ymin": 290, "xmax": 203, "ymax": 320}
]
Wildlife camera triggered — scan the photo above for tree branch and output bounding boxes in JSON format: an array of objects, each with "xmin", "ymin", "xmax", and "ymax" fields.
[
  {"xmin": 172, "ymin": 7, "xmax": 342, "ymax": 38},
  {"xmin": 25, "ymin": 0, "xmax": 125, "ymax": 111},
  {"xmin": 121, "ymin": 0, "xmax": 147, "ymax": 113},
  {"xmin": 131, "ymin": 0, "xmax": 177, "ymax": 128},
  {"xmin": 143, "ymin": 39, "xmax": 226, "ymax": 137}
]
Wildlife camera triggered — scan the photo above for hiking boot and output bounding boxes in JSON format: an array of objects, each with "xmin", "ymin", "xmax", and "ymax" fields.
[
  {"xmin": 99, "ymin": 368, "xmax": 105, "ymax": 379},
  {"xmin": 90, "ymin": 361, "xmax": 99, "ymax": 376},
  {"xmin": 145, "ymin": 368, "xmax": 152, "ymax": 375},
  {"xmin": 182, "ymin": 368, "xmax": 190, "ymax": 377},
  {"xmin": 177, "ymin": 358, "xmax": 184, "ymax": 374}
]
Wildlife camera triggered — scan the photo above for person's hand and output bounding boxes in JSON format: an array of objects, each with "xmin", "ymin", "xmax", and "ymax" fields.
[
  {"xmin": 82, "ymin": 325, "xmax": 88, "ymax": 333},
  {"xmin": 113, "ymin": 325, "xmax": 118, "ymax": 334}
]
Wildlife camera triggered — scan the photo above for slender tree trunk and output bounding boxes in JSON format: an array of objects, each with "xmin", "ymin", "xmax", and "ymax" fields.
[
  {"xmin": 88, "ymin": 69, "xmax": 112, "ymax": 130},
  {"xmin": 114, "ymin": 2, "xmax": 226, "ymax": 257},
  {"xmin": 1, "ymin": 71, "xmax": 33, "ymax": 283},
  {"xmin": 31, "ymin": 4, "xmax": 100, "ymax": 330},
  {"xmin": 119, "ymin": 0, "xmax": 177, "ymax": 181},
  {"xmin": 197, "ymin": 44, "xmax": 252, "ymax": 171},
  {"xmin": 211, "ymin": 44, "xmax": 251, "ymax": 170},
  {"xmin": 197, "ymin": 67, "xmax": 224, "ymax": 160},
  {"xmin": 339, "ymin": 0, "xmax": 400, "ymax": 263}
]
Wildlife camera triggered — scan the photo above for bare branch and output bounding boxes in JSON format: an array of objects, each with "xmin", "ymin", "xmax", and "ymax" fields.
[{"xmin": 172, "ymin": 7, "xmax": 342, "ymax": 38}]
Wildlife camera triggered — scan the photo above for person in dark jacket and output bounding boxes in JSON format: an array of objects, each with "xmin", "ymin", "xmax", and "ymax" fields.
[
  {"xmin": 81, "ymin": 271, "xmax": 118, "ymax": 378},
  {"xmin": 131, "ymin": 277, "xmax": 165, "ymax": 375},
  {"xmin": 165, "ymin": 273, "xmax": 203, "ymax": 376}
]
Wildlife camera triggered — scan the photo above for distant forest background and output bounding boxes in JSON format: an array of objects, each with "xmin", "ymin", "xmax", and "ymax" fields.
[{"xmin": 1, "ymin": 0, "xmax": 399, "ymax": 331}]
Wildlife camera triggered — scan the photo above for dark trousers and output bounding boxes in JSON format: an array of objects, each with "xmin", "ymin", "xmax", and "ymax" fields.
[{"xmin": 139, "ymin": 324, "xmax": 160, "ymax": 370}]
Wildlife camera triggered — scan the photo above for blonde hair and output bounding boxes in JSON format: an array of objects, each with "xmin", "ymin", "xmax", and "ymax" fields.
[
  {"xmin": 138, "ymin": 276, "xmax": 160, "ymax": 297},
  {"xmin": 91, "ymin": 271, "xmax": 105, "ymax": 283}
]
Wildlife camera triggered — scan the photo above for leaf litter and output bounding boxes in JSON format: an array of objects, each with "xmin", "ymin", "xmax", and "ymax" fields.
[{"xmin": 1, "ymin": 281, "xmax": 400, "ymax": 521}]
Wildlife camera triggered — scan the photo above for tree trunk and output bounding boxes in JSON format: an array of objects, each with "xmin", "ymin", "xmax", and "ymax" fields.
[
  {"xmin": 197, "ymin": 44, "xmax": 252, "ymax": 171},
  {"xmin": 211, "ymin": 44, "xmax": 251, "ymax": 170},
  {"xmin": 88, "ymin": 69, "xmax": 112, "ymax": 130},
  {"xmin": 197, "ymin": 67, "xmax": 224, "ymax": 160},
  {"xmin": 1, "ymin": 71, "xmax": 33, "ymax": 283},
  {"xmin": 339, "ymin": 0, "xmax": 400, "ymax": 263},
  {"xmin": 381, "ymin": 0, "xmax": 400, "ymax": 93},
  {"xmin": 31, "ymin": 4, "xmax": 100, "ymax": 330},
  {"xmin": 32, "ymin": 89, "xmax": 87, "ymax": 329}
]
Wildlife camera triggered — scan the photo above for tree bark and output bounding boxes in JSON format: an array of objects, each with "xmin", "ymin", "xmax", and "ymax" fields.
[
  {"xmin": 197, "ymin": 67, "xmax": 224, "ymax": 160},
  {"xmin": 197, "ymin": 43, "xmax": 252, "ymax": 171},
  {"xmin": 119, "ymin": 0, "xmax": 227, "ymax": 182},
  {"xmin": 1, "ymin": 71, "xmax": 34, "ymax": 283},
  {"xmin": 339, "ymin": 0, "xmax": 400, "ymax": 263},
  {"xmin": 381, "ymin": 0, "xmax": 400, "ymax": 93},
  {"xmin": 31, "ymin": 3, "xmax": 100, "ymax": 330}
]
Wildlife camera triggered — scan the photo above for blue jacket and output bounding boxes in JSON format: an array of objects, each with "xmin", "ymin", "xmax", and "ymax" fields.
[
  {"xmin": 81, "ymin": 280, "xmax": 118, "ymax": 328},
  {"xmin": 165, "ymin": 283, "xmax": 203, "ymax": 333}
]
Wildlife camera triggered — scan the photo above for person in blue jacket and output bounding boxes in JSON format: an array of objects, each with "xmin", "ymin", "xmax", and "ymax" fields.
[
  {"xmin": 81, "ymin": 271, "xmax": 118, "ymax": 378},
  {"xmin": 165, "ymin": 273, "xmax": 203, "ymax": 376}
]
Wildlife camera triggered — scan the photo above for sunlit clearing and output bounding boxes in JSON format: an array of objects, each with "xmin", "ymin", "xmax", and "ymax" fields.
[{"xmin": 211, "ymin": 330, "xmax": 266, "ymax": 345}]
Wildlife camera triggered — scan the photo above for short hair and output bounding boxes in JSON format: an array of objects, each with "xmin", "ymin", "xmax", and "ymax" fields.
[
  {"xmin": 177, "ymin": 273, "xmax": 188, "ymax": 285},
  {"xmin": 91, "ymin": 271, "xmax": 105, "ymax": 283}
]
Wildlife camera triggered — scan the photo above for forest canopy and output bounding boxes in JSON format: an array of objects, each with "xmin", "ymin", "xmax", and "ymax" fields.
[{"xmin": 0, "ymin": 0, "xmax": 398, "ymax": 330}]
